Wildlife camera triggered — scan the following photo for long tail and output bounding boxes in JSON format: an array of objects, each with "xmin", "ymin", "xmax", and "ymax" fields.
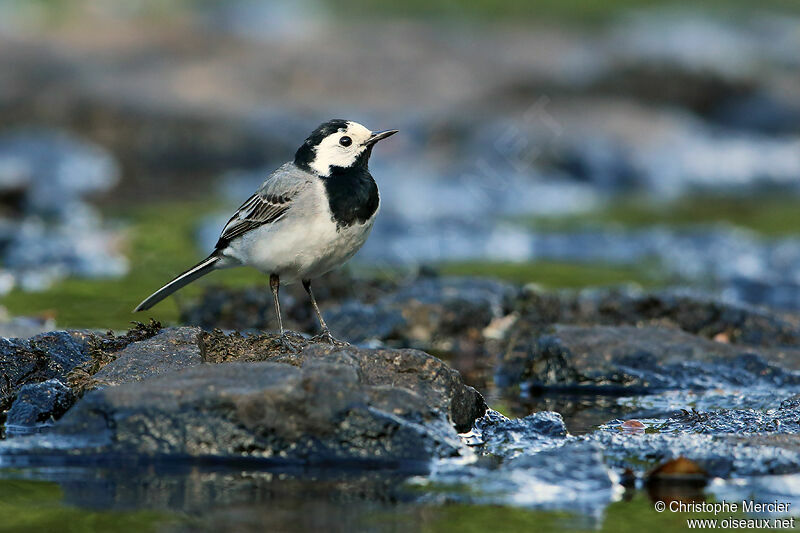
[{"xmin": 134, "ymin": 254, "xmax": 220, "ymax": 312}]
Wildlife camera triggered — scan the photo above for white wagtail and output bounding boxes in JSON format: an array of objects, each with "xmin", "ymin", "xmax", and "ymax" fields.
[{"xmin": 135, "ymin": 119, "xmax": 397, "ymax": 345}]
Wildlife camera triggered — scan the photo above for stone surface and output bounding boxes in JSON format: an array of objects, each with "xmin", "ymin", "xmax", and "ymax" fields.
[
  {"xmin": 517, "ymin": 288, "xmax": 800, "ymax": 348},
  {"xmin": 93, "ymin": 327, "xmax": 203, "ymax": 387},
  {"xmin": 426, "ymin": 440, "xmax": 618, "ymax": 514},
  {"xmin": 5, "ymin": 379, "xmax": 75, "ymax": 428},
  {"xmin": 648, "ymin": 396, "xmax": 800, "ymax": 435},
  {"xmin": 198, "ymin": 331, "xmax": 487, "ymax": 434},
  {"xmin": 183, "ymin": 275, "xmax": 517, "ymax": 388},
  {"xmin": 179, "ymin": 272, "xmax": 396, "ymax": 334},
  {"xmin": 472, "ymin": 410, "xmax": 568, "ymax": 458},
  {"xmin": 0, "ymin": 331, "xmax": 90, "ymax": 415},
  {"xmin": 497, "ymin": 323, "xmax": 800, "ymax": 391},
  {"xmin": 2, "ymin": 330, "xmax": 487, "ymax": 466}
]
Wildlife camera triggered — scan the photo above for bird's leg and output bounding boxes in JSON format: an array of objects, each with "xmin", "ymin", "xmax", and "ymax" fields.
[
  {"xmin": 303, "ymin": 279, "xmax": 349, "ymax": 346},
  {"xmin": 270, "ymin": 273, "xmax": 301, "ymax": 352}
]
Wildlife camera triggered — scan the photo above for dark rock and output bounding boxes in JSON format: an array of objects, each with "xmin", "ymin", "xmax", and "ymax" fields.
[
  {"xmin": 179, "ymin": 271, "xmax": 396, "ymax": 334},
  {"xmin": 592, "ymin": 398, "xmax": 800, "ymax": 478},
  {"xmin": 591, "ymin": 431, "xmax": 800, "ymax": 478},
  {"xmin": 711, "ymin": 92, "xmax": 800, "ymax": 135},
  {"xmin": 504, "ymin": 442, "xmax": 611, "ymax": 489},
  {"xmin": 780, "ymin": 394, "xmax": 800, "ymax": 410},
  {"xmin": 198, "ymin": 330, "xmax": 487, "ymax": 433},
  {"xmin": 46, "ymin": 362, "xmax": 463, "ymax": 464},
  {"xmin": 319, "ymin": 301, "xmax": 405, "ymax": 344},
  {"xmin": 183, "ymin": 275, "xmax": 515, "ymax": 346},
  {"xmin": 66, "ymin": 319, "xmax": 165, "ymax": 394},
  {"xmin": 382, "ymin": 276, "xmax": 517, "ymax": 339},
  {"xmin": 5, "ymin": 379, "xmax": 75, "ymax": 428},
  {"xmin": 323, "ymin": 277, "xmax": 516, "ymax": 388},
  {"xmin": 655, "ymin": 396, "xmax": 800, "ymax": 435},
  {"xmin": 93, "ymin": 327, "xmax": 202, "ymax": 387},
  {"xmin": 183, "ymin": 275, "xmax": 516, "ymax": 388},
  {"xmin": 474, "ymin": 410, "xmax": 568, "ymax": 457},
  {"xmin": 0, "ymin": 331, "xmax": 90, "ymax": 416},
  {"xmin": 3, "ymin": 331, "xmax": 486, "ymax": 466},
  {"xmin": 518, "ymin": 288, "xmax": 800, "ymax": 348},
  {"xmin": 498, "ymin": 324, "xmax": 800, "ymax": 391},
  {"xmin": 426, "ymin": 440, "xmax": 617, "ymax": 514}
]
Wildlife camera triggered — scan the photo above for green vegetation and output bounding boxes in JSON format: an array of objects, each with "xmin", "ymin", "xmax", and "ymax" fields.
[
  {"xmin": 374, "ymin": 492, "xmax": 752, "ymax": 533},
  {"xmin": 14, "ymin": 0, "xmax": 800, "ymax": 26},
  {"xmin": 1, "ymin": 201, "xmax": 265, "ymax": 330},
  {"xmin": 5, "ymin": 193, "xmax": 795, "ymax": 329},
  {"xmin": 0, "ymin": 478, "xmax": 179, "ymax": 533},
  {"xmin": 330, "ymin": 0, "xmax": 799, "ymax": 21},
  {"xmin": 525, "ymin": 195, "xmax": 800, "ymax": 237},
  {"xmin": 439, "ymin": 260, "xmax": 664, "ymax": 288}
]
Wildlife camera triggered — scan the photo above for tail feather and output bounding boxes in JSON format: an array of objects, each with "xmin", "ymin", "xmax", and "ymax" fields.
[{"xmin": 134, "ymin": 254, "xmax": 220, "ymax": 312}]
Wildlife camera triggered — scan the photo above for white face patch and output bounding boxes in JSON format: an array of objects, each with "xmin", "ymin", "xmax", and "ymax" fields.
[{"xmin": 309, "ymin": 121, "xmax": 373, "ymax": 176}]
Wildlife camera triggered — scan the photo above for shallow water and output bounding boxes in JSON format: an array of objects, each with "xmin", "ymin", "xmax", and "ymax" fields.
[
  {"xmin": 2, "ymin": 461, "xmax": 795, "ymax": 533},
  {"xmin": 5, "ymin": 387, "xmax": 796, "ymax": 533}
]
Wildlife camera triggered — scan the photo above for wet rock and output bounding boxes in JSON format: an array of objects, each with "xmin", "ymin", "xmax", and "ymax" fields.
[
  {"xmin": 559, "ymin": 289, "xmax": 800, "ymax": 348},
  {"xmin": 52, "ymin": 362, "xmax": 465, "ymax": 463},
  {"xmin": 198, "ymin": 330, "xmax": 487, "ymax": 433},
  {"xmin": 324, "ymin": 276, "xmax": 517, "ymax": 346},
  {"xmin": 592, "ymin": 399, "xmax": 800, "ymax": 479},
  {"xmin": 182, "ymin": 275, "xmax": 515, "ymax": 387},
  {"xmin": 655, "ymin": 396, "xmax": 800, "ymax": 435},
  {"xmin": 0, "ymin": 331, "xmax": 91, "ymax": 416},
  {"xmin": 322, "ymin": 276, "xmax": 517, "ymax": 389},
  {"xmin": 616, "ymin": 386, "xmax": 787, "ymax": 417},
  {"xmin": 93, "ymin": 327, "xmax": 202, "ymax": 387},
  {"xmin": 5, "ymin": 379, "xmax": 75, "ymax": 428},
  {"xmin": 183, "ymin": 275, "xmax": 515, "ymax": 344},
  {"xmin": 473, "ymin": 410, "xmax": 568, "ymax": 458},
  {"xmin": 2, "ymin": 331, "xmax": 487, "ymax": 466},
  {"xmin": 183, "ymin": 279, "xmax": 800, "ymax": 393},
  {"xmin": 179, "ymin": 285, "xmax": 278, "ymax": 332},
  {"xmin": 427, "ymin": 441, "xmax": 618, "ymax": 514},
  {"xmin": 319, "ymin": 301, "xmax": 405, "ymax": 344},
  {"xmin": 502, "ymin": 442, "xmax": 616, "ymax": 505},
  {"xmin": 179, "ymin": 272, "xmax": 396, "ymax": 333},
  {"xmin": 591, "ymin": 431, "xmax": 800, "ymax": 478},
  {"xmin": 65, "ymin": 320, "xmax": 166, "ymax": 394},
  {"xmin": 497, "ymin": 324, "xmax": 800, "ymax": 391}
]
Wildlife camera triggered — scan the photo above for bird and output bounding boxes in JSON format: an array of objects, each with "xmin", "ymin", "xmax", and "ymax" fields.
[{"xmin": 134, "ymin": 119, "xmax": 397, "ymax": 346}]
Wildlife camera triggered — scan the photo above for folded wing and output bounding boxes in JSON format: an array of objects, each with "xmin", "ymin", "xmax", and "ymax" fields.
[{"xmin": 215, "ymin": 163, "xmax": 314, "ymax": 250}]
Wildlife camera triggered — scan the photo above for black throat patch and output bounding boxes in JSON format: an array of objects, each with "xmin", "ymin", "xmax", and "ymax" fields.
[{"xmin": 323, "ymin": 156, "xmax": 380, "ymax": 229}]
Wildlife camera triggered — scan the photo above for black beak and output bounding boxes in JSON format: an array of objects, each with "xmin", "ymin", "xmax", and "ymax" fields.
[{"xmin": 364, "ymin": 129, "xmax": 398, "ymax": 147}]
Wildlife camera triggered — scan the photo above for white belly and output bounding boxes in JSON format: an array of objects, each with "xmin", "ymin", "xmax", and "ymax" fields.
[{"xmin": 223, "ymin": 208, "xmax": 376, "ymax": 284}]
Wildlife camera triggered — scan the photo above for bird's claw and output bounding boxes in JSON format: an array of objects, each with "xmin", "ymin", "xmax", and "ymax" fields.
[
  {"xmin": 311, "ymin": 329, "xmax": 350, "ymax": 347},
  {"xmin": 275, "ymin": 331, "xmax": 304, "ymax": 353}
]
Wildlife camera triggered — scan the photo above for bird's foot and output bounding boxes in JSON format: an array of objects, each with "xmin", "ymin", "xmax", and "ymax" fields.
[
  {"xmin": 311, "ymin": 329, "xmax": 350, "ymax": 347},
  {"xmin": 274, "ymin": 331, "xmax": 304, "ymax": 353}
]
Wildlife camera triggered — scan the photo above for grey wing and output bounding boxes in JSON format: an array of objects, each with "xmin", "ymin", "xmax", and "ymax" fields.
[{"xmin": 215, "ymin": 163, "xmax": 313, "ymax": 250}]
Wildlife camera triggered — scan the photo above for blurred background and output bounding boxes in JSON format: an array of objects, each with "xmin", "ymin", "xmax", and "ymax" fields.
[
  {"xmin": 1, "ymin": 0, "xmax": 799, "ymax": 332},
  {"xmin": 2, "ymin": 2, "xmax": 800, "ymax": 531}
]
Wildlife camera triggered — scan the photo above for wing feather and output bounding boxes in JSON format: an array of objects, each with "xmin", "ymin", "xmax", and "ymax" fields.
[{"xmin": 214, "ymin": 164, "xmax": 313, "ymax": 250}]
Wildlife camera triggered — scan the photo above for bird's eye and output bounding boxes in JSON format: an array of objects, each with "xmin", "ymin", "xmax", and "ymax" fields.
[{"xmin": 339, "ymin": 136, "xmax": 352, "ymax": 147}]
